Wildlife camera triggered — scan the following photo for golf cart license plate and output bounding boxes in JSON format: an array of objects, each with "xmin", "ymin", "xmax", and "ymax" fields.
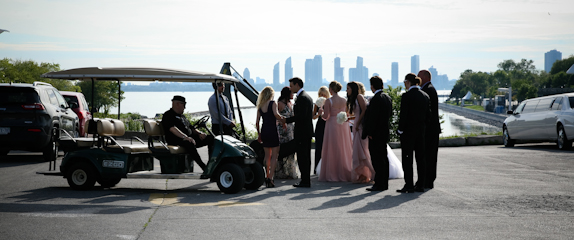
[
  {"xmin": 102, "ymin": 160, "xmax": 124, "ymax": 169},
  {"xmin": 0, "ymin": 127, "xmax": 9, "ymax": 135}
]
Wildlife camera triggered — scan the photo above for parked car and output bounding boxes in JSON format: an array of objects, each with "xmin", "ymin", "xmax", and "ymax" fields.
[
  {"xmin": 60, "ymin": 91, "xmax": 92, "ymax": 137},
  {"xmin": 503, "ymin": 92, "xmax": 574, "ymax": 150},
  {"xmin": 0, "ymin": 82, "xmax": 79, "ymax": 160}
]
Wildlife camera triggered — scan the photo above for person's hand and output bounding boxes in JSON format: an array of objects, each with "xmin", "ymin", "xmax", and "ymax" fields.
[
  {"xmin": 198, "ymin": 132, "xmax": 206, "ymax": 140},
  {"xmin": 184, "ymin": 136, "xmax": 196, "ymax": 145},
  {"xmin": 279, "ymin": 117, "xmax": 286, "ymax": 125},
  {"xmin": 230, "ymin": 121, "xmax": 236, "ymax": 128},
  {"xmin": 257, "ymin": 135, "xmax": 262, "ymax": 143},
  {"xmin": 318, "ymin": 108, "xmax": 324, "ymax": 116}
]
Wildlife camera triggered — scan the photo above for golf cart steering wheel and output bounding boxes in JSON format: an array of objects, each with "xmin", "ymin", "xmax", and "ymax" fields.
[{"xmin": 194, "ymin": 115, "xmax": 210, "ymax": 129}]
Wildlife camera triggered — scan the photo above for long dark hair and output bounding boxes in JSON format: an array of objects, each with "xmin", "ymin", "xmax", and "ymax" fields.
[
  {"xmin": 347, "ymin": 81, "xmax": 359, "ymax": 114},
  {"xmin": 277, "ymin": 86, "xmax": 291, "ymax": 104}
]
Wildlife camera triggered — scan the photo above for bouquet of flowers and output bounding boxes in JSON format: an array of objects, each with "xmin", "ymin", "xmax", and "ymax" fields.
[
  {"xmin": 315, "ymin": 97, "xmax": 326, "ymax": 108},
  {"xmin": 337, "ymin": 111, "xmax": 348, "ymax": 124}
]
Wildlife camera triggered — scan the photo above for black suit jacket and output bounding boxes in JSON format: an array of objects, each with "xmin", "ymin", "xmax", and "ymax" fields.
[
  {"xmin": 398, "ymin": 87, "xmax": 430, "ymax": 136},
  {"xmin": 286, "ymin": 90, "xmax": 314, "ymax": 140},
  {"xmin": 421, "ymin": 82, "xmax": 441, "ymax": 134},
  {"xmin": 362, "ymin": 90, "xmax": 392, "ymax": 141}
]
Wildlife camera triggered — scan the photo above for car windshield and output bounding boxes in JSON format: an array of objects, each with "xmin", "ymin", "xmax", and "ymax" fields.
[{"xmin": 0, "ymin": 87, "xmax": 39, "ymax": 104}]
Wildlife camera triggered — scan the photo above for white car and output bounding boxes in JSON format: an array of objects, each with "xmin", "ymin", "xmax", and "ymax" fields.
[{"xmin": 503, "ymin": 92, "xmax": 574, "ymax": 150}]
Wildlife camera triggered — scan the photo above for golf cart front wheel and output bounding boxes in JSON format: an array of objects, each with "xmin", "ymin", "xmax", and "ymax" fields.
[{"xmin": 216, "ymin": 164, "xmax": 245, "ymax": 194}]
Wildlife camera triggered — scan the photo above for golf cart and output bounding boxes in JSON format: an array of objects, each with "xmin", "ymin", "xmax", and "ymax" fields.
[{"xmin": 37, "ymin": 66, "xmax": 265, "ymax": 194}]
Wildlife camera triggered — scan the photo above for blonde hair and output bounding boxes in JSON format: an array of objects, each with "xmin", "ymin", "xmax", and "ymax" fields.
[
  {"xmin": 329, "ymin": 81, "xmax": 342, "ymax": 93},
  {"xmin": 318, "ymin": 86, "xmax": 330, "ymax": 98},
  {"xmin": 257, "ymin": 86, "xmax": 275, "ymax": 110},
  {"xmin": 357, "ymin": 82, "xmax": 366, "ymax": 95}
]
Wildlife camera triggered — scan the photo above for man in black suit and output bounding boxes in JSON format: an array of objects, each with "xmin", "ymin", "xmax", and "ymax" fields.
[
  {"xmin": 418, "ymin": 70, "xmax": 441, "ymax": 189},
  {"xmin": 286, "ymin": 77, "xmax": 314, "ymax": 188},
  {"xmin": 397, "ymin": 73, "xmax": 430, "ymax": 193},
  {"xmin": 362, "ymin": 76, "xmax": 392, "ymax": 192}
]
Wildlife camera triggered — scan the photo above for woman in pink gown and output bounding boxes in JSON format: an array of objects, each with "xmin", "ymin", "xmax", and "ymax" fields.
[
  {"xmin": 319, "ymin": 81, "xmax": 353, "ymax": 182},
  {"xmin": 347, "ymin": 81, "xmax": 376, "ymax": 183}
]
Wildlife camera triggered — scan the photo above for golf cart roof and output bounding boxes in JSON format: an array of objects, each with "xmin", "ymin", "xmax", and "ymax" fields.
[{"xmin": 41, "ymin": 67, "xmax": 238, "ymax": 83}]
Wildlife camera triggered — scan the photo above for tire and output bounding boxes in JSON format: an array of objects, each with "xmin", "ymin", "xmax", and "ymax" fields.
[
  {"xmin": 243, "ymin": 161, "xmax": 265, "ymax": 190},
  {"xmin": 216, "ymin": 164, "xmax": 245, "ymax": 194},
  {"xmin": 98, "ymin": 178, "xmax": 121, "ymax": 188},
  {"xmin": 557, "ymin": 125, "xmax": 572, "ymax": 150},
  {"xmin": 66, "ymin": 162, "xmax": 97, "ymax": 190},
  {"xmin": 503, "ymin": 127, "xmax": 515, "ymax": 147},
  {"xmin": 43, "ymin": 128, "xmax": 59, "ymax": 162}
]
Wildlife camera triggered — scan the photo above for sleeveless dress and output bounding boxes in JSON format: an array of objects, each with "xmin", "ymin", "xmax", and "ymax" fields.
[
  {"xmin": 260, "ymin": 101, "xmax": 280, "ymax": 148},
  {"xmin": 319, "ymin": 98, "xmax": 353, "ymax": 182},
  {"xmin": 351, "ymin": 98, "xmax": 376, "ymax": 183},
  {"xmin": 275, "ymin": 102, "xmax": 299, "ymax": 179}
]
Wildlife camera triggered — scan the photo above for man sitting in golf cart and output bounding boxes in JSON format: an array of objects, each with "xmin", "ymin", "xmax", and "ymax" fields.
[{"xmin": 162, "ymin": 95, "xmax": 214, "ymax": 171}]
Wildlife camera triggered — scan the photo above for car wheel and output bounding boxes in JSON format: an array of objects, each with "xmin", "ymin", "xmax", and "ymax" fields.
[
  {"xmin": 98, "ymin": 178, "xmax": 121, "ymax": 188},
  {"xmin": 216, "ymin": 164, "xmax": 245, "ymax": 194},
  {"xmin": 557, "ymin": 125, "xmax": 572, "ymax": 150},
  {"xmin": 243, "ymin": 161, "xmax": 265, "ymax": 190},
  {"xmin": 67, "ymin": 162, "xmax": 97, "ymax": 190},
  {"xmin": 503, "ymin": 127, "xmax": 515, "ymax": 147},
  {"xmin": 43, "ymin": 128, "xmax": 59, "ymax": 162}
]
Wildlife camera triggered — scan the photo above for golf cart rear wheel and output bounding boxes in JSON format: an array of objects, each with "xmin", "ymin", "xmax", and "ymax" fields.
[
  {"xmin": 216, "ymin": 164, "xmax": 245, "ymax": 194},
  {"xmin": 67, "ymin": 162, "xmax": 97, "ymax": 190},
  {"xmin": 244, "ymin": 161, "xmax": 265, "ymax": 190}
]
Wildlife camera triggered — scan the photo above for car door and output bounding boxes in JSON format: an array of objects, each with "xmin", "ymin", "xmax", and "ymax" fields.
[{"xmin": 533, "ymin": 97, "xmax": 556, "ymax": 139}]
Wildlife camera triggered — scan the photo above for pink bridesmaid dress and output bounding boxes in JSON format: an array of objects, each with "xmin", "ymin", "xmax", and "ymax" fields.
[
  {"xmin": 351, "ymin": 97, "xmax": 376, "ymax": 183},
  {"xmin": 319, "ymin": 98, "xmax": 353, "ymax": 182}
]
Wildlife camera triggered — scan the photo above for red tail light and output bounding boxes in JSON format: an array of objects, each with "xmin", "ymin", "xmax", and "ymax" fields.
[{"xmin": 22, "ymin": 103, "xmax": 45, "ymax": 110}]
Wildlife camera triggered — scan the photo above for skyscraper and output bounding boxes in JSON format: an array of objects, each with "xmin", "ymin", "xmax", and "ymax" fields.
[
  {"xmin": 411, "ymin": 55, "xmax": 420, "ymax": 74},
  {"xmin": 304, "ymin": 55, "xmax": 323, "ymax": 88},
  {"xmin": 391, "ymin": 62, "xmax": 399, "ymax": 87},
  {"xmin": 305, "ymin": 59, "xmax": 313, "ymax": 85},
  {"xmin": 545, "ymin": 49, "xmax": 562, "ymax": 73},
  {"xmin": 349, "ymin": 56, "xmax": 368, "ymax": 86},
  {"xmin": 273, "ymin": 62, "xmax": 280, "ymax": 85},
  {"xmin": 243, "ymin": 68, "xmax": 252, "ymax": 85},
  {"xmin": 285, "ymin": 57, "xmax": 293, "ymax": 83},
  {"xmin": 334, "ymin": 57, "xmax": 344, "ymax": 82}
]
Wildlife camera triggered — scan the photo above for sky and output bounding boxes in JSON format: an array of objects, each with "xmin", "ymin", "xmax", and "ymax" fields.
[{"xmin": 1, "ymin": 0, "xmax": 573, "ymax": 85}]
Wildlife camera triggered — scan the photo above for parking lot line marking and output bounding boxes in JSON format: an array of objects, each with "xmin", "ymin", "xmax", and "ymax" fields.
[{"xmin": 148, "ymin": 193, "xmax": 264, "ymax": 208}]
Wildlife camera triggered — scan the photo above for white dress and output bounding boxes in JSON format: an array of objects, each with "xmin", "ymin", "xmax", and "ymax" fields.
[{"xmin": 387, "ymin": 145, "xmax": 404, "ymax": 179}]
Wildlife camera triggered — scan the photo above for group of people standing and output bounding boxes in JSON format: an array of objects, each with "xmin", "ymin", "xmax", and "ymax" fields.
[{"xmin": 255, "ymin": 70, "xmax": 440, "ymax": 193}]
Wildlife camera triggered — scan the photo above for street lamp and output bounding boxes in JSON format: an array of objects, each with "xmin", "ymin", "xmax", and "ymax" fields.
[{"xmin": 498, "ymin": 87, "xmax": 512, "ymax": 113}]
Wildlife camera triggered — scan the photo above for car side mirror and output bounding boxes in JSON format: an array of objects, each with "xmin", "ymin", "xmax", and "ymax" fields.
[{"xmin": 507, "ymin": 110, "xmax": 514, "ymax": 115}]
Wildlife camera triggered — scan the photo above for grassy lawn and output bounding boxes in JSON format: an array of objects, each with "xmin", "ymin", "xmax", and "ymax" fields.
[{"xmin": 463, "ymin": 105, "xmax": 484, "ymax": 111}]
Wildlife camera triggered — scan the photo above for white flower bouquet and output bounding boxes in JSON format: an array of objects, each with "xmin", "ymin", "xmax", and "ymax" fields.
[
  {"xmin": 336, "ymin": 111, "xmax": 348, "ymax": 124},
  {"xmin": 315, "ymin": 97, "xmax": 326, "ymax": 108}
]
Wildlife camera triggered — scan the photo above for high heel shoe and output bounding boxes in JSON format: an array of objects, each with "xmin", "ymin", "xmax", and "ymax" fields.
[
  {"xmin": 268, "ymin": 179, "xmax": 275, "ymax": 188},
  {"xmin": 265, "ymin": 178, "xmax": 271, "ymax": 188}
]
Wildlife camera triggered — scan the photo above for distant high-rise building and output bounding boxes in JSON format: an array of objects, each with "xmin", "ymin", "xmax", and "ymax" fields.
[
  {"xmin": 305, "ymin": 59, "xmax": 313, "ymax": 85},
  {"xmin": 427, "ymin": 66, "xmax": 451, "ymax": 90},
  {"xmin": 304, "ymin": 55, "xmax": 323, "ymax": 88},
  {"xmin": 273, "ymin": 62, "xmax": 280, "ymax": 85},
  {"xmin": 349, "ymin": 56, "xmax": 368, "ymax": 86},
  {"xmin": 391, "ymin": 62, "xmax": 399, "ymax": 87},
  {"xmin": 411, "ymin": 55, "xmax": 420, "ymax": 74},
  {"xmin": 285, "ymin": 57, "xmax": 293, "ymax": 83},
  {"xmin": 545, "ymin": 49, "xmax": 562, "ymax": 73},
  {"xmin": 243, "ymin": 68, "xmax": 252, "ymax": 85},
  {"xmin": 334, "ymin": 57, "xmax": 344, "ymax": 82}
]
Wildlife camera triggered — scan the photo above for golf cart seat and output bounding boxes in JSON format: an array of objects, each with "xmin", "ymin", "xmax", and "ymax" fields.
[
  {"xmin": 58, "ymin": 119, "xmax": 100, "ymax": 152},
  {"xmin": 97, "ymin": 119, "xmax": 150, "ymax": 154},
  {"xmin": 143, "ymin": 120, "xmax": 186, "ymax": 154}
]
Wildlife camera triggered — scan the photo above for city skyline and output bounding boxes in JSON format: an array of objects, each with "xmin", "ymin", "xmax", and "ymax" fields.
[{"xmin": 1, "ymin": 0, "xmax": 572, "ymax": 84}]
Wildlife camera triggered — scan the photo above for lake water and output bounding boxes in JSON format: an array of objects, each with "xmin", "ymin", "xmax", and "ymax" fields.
[{"xmin": 110, "ymin": 91, "xmax": 500, "ymax": 137}]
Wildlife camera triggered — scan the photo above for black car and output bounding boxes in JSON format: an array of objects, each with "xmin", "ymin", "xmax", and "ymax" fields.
[{"xmin": 0, "ymin": 82, "xmax": 79, "ymax": 161}]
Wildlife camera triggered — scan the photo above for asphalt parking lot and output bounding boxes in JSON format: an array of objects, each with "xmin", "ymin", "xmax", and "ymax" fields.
[{"xmin": 0, "ymin": 143, "xmax": 573, "ymax": 239}]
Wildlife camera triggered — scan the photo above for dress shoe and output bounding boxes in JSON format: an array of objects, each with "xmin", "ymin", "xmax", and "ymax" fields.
[
  {"xmin": 396, "ymin": 187, "xmax": 415, "ymax": 193},
  {"xmin": 293, "ymin": 182, "xmax": 311, "ymax": 188},
  {"xmin": 414, "ymin": 187, "xmax": 425, "ymax": 192},
  {"xmin": 366, "ymin": 186, "xmax": 387, "ymax": 192},
  {"xmin": 425, "ymin": 183, "xmax": 434, "ymax": 189}
]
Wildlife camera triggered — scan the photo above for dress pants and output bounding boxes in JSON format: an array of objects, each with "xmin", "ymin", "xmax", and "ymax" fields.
[
  {"xmin": 297, "ymin": 137, "xmax": 312, "ymax": 184},
  {"xmin": 314, "ymin": 118, "xmax": 326, "ymax": 174},
  {"xmin": 400, "ymin": 133, "xmax": 426, "ymax": 188},
  {"xmin": 424, "ymin": 131, "xmax": 439, "ymax": 187},
  {"xmin": 369, "ymin": 137, "xmax": 389, "ymax": 189},
  {"xmin": 177, "ymin": 134, "xmax": 214, "ymax": 170}
]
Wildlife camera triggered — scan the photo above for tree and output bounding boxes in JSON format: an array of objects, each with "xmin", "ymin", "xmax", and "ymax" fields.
[
  {"xmin": 384, "ymin": 85, "xmax": 403, "ymax": 142},
  {"xmin": 0, "ymin": 58, "xmax": 79, "ymax": 91},
  {"xmin": 549, "ymin": 55, "xmax": 574, "ymax": 75},
  {"xmin": 77, "ymin": 80, "xmax": 125, "ymax": 113}
]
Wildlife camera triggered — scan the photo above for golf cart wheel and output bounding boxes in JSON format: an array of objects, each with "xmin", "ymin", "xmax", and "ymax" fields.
[
  {"xmin": 43, "ymin": 128, "xmax": 59, "ymax": 162},
  {"xmin": 67, "ymin": 162, "xmax": 97, "ymax": 190},
  {"xmin": 216, "ymin": 163, "xmax": 245, "ymax": 194},
  {"xmin": 503, "ymin": 126, "xmax": 514, "ymax": 147},
  {"xmin": 244, "ymin": 161, "xmax": 265, "ymax": 190},
  {"xmin": 557, "ymin": 125, "xmax": 572, "ymax": 150},
  {"xmin": 98, "ymin": 178, "xmax": 122, "ymax": 188}
]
